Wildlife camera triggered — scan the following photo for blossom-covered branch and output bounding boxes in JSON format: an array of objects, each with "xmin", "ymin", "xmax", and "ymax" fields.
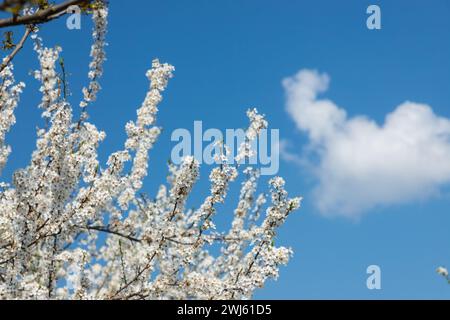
[{"xmin": 0, "ymin": 1, "xmax": 301, "ymax": 300}]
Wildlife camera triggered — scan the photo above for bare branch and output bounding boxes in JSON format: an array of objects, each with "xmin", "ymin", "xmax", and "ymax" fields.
[
  {"xmin": 0, "ymin": 0, "xmax": 89, "ymax": 28},
  {"xmin": 77, "ymin": 224, "xmax": 143, "ymax": 243},
  {"xmin": 0, "ymin": 25, "xmax": 31, "ymax": 72}
]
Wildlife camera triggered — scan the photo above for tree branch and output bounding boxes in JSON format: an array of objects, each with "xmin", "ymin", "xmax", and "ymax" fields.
[
  {"xmin": 0, "ymin": 0, "xmax": 89, "ymax": 28},
  {"xmin": 0, "ymin": 25, "xmax": 31, "ymax": 72},
  {"xmin": 77, "ymin": 224, "xmax": 142, "ymax": 243}
]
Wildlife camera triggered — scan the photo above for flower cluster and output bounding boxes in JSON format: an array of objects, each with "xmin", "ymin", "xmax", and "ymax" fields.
[
  {"xmin": 0, "ymin": 62, "xmax": 25, "ymax": 173},
  {"xmin": 32, "ymin": 35, "xmax": 61, "ymax": 117},
  {"xmin": 437, "ymin": 266, "xmax": 449, "ymax": 283},
  {"xmin": 80, "ymin": 1, "xmax": 108, "ymax": 109}
]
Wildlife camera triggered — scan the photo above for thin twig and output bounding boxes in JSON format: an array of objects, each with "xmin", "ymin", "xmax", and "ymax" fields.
[
  {"xmin": 77, "ymin": 224, "xmax": 142, "ymax": 243},
  {"xmin": 0, "ymin": 0, "xmax": 89, "ymax": 28},
  {"xmin": 0, "ymin": 25, "xmax": 31, "ymax": 72}
]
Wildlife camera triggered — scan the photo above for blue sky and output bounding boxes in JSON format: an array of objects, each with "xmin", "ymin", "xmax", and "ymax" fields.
[{"xmin": 3, "ymin": 0, "xmax": 450, "ymax": 298}]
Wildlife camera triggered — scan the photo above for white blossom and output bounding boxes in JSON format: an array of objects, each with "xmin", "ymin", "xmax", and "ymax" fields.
[
  {"xmin": 80, "ymin": 1, "xmax": 108, "ymax": 108},
  {"xmin": 0, "ymin": 62, "xmax": 25, "ymax": 173},
  {"xmin": 437, "ymin": 266, "xmax": 449, "ymax": 278}
]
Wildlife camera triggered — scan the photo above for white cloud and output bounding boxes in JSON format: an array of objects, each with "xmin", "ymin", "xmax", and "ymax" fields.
[{"xmin": 283, "ymin": 69, "xmax": 450, "ymax": 218}]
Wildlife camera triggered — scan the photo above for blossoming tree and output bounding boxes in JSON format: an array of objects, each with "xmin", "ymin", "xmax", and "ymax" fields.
[{"xmin": 0, "ymin": 0, "xmax": 301, "ymax": 299}]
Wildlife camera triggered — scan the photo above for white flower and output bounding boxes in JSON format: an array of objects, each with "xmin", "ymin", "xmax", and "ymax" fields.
[{"xmin": 437, "ymin": 266, "xmax": 448, "ymax": 277}]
